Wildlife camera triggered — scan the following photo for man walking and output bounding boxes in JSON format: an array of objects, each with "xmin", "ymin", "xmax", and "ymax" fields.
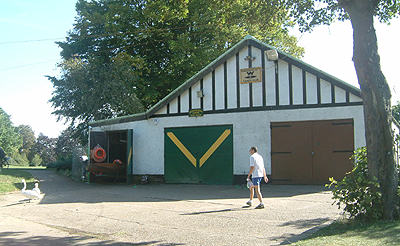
[{"xmin": 246, "ymin": 146, "xmax": 268, "ymax": 209}]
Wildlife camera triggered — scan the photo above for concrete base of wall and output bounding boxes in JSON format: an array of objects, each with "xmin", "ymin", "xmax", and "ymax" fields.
[
  {"xmin": 129, "ymin": 175, "xmax": 165, "ymax": 184},
  {"xmin": 128, "ymin": 175, "xmax": 273, "ymax": 185}
]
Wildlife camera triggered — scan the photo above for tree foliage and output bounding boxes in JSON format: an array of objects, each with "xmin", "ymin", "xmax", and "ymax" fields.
[
  {"xmin": 393, "ymin": 102, "xmax": 400, "ymax": 123},
  {"xmin": 28, "ymin": 134, "xmax": 57, "ymax": 165},
  {"xmin": 0, "ymin": 107, "xmax": 22, "ymax": 155},
  {"xmin": 49, "ymin": 0, "xmax": 305, "ymax": 143},
  {"xmin": 16, "ymin": 125, "xmax": 36, "ymax": 161},
  {"xmin": 55, "ymin": 127, "xmax": 85, "ymax": 161},
  {"xmin": 288, "ymin": 0, "xmax": 400, "ymax": 32}
]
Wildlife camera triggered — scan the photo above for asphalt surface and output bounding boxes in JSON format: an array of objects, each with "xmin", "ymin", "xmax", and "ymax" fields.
[{"xmin": 0, "ymin": 170, "xmax": 341, "ymax": 245}]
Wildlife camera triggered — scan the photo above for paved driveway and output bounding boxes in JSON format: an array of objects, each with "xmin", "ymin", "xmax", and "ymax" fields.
[{"xmin": 0, "ymin": 170, "xmax": 341, "ymax": 245}]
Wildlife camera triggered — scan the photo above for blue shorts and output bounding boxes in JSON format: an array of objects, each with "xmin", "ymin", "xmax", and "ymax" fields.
[{"xmin": 252, "ymin": 177, "xmax": 263, "ymax": 186}]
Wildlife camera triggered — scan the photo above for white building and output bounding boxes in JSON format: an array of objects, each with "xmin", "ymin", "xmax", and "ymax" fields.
[{"xmin": 89, "ymin": 36, "xmax": 367, "ymax": 184}]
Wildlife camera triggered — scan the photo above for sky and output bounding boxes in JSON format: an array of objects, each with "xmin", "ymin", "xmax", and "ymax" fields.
[{"xmin": 0, "ymin": 1, "xmax": 399, "ymax": 138}]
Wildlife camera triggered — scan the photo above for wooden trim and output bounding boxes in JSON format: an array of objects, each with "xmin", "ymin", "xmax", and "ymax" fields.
[
  {"xmin": 317, "ymin": 77, "xmax": 321, "ymax": 104},
  {"xmin": 275, "ymin": 61, "xmax": 279, "ymax": 106},
  {"xmin": 189, "ymin": 86, "xmax": 192, "ymax": 111},
  {"xmin": 302, "ymin": 70, "xmax": 307, "ymax": 104},
  {"xmin": 200, "ymin": 79, "xmax": 204, "ymax": 110},
  {"xmin": 153, "ymin": 102, "xmax": 364, "ymax": 118},
  {"xmin": 236, "ymin": 53, "xmax": 240, "ymax": 108},
  {"xmin": 178, "ymin": 95, "xmax": 181, "ymax": 113},
  {"xmin": 248, "ymin": 45, "xmax": 253, "ymax": 107},
  {"xmin": 262, "ymin": 48, "xmax": 266, "ymax": 107},
  {"xmin": 212, "ymin": 70, "xmax": 216, "ymax": 110},
  {"xmin": 288, "ymin": 63, "xmax": 293, "ymax": 105},
  {"xmin": 224, "ymin": 61, "xmax": 228, "ymax": 109}
]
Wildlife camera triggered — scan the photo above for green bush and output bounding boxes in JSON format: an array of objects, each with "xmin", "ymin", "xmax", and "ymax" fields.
[
  {"xmin": 327, "ymin": 147, "xmax": 383, "ymax": 221},
  {"xmin": 9, "ymin": 151, "xmax": 29, "ymax": 166},
  {"xmin": 30, "ymin": 154, "xmax": 42, "ymax": 166},
  {"xmin": 46, "ymin": 158, "xmax": 72, "ymax": 170}
]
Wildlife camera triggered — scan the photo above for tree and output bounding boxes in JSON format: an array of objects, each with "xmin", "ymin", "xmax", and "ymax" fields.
[
  {"xmin": 0, "ymin": 107, "xmax": 22, "ymax": 155},
  {"xmin": 29, "ymin": 133, "xmax": 57, "ymax": 165},
  {"xmin": 393, "ymin": 103, "xmax": 400, "ymax": 123},
  {"xmin": 30, "ymin": 154, "xmax": 42, "ymax": 167},
  {"xmin": 289, "ymin": 0, "xmax": 399, "ymax": 219},
  {"xmin": 55, "ymin": 127, "xmax": 85, "ymax": 161},
  {"xmin": 49, "ymin": 0, "xmax": 305, "ymax": 143},
  {"xmin": 16, "ymin": 125, "xmax": 36, "ymax": 161}
]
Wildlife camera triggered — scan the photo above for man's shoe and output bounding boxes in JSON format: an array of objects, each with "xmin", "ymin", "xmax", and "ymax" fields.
[
  {"xmin": 246, "ymin": 200, "xmax": 252, "ymax": 206},
  {"xmin": 255, "ymin": 203, "xmax": 264, "ymax": 209}
]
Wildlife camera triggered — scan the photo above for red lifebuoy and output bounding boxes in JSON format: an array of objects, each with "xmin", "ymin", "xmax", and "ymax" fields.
[{"xmin": 92, "ymin": 145, "xmax": 106, "ymax": 162}]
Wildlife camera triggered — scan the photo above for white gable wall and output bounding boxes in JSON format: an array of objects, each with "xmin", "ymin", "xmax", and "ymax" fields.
[{"xmin": 153, "ymin": 45, "xmax": 362, "ymax": 116}]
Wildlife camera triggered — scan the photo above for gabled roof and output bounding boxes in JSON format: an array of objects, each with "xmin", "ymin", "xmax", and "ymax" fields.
[{"xmin": 90, "ymin": 35, "xmax": 361, "ymax": 127}]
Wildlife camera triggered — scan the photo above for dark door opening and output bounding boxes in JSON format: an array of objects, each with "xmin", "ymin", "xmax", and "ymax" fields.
[{"xmin": 89, "ymin": 130, "xmax": 128, "ymax": 183}]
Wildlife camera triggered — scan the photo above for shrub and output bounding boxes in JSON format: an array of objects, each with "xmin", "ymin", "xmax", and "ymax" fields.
[
  {"xmin": 30, "ymin": 154, "xmax": 42, "ymax": 166},
  {"xmin": 9, "ymin": 151, "xmax": 29, "ymax": 166},
  {"xmin": 46, "ymin": 158, "xmax": 72, "ymax": 170},
  {"xmin": 327, "ymin": 147, "xmax": 383, "ymax": 221}
]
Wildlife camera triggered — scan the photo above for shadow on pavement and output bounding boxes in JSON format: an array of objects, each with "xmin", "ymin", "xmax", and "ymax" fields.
[
  {"xmin": 0, "ymin": 231, "xmax": 184, "ymax": 246},
  {"xmin": 268, "ymin": 217, "xmax": 332, "ymax": 245},
  {"xmin": 21, "ymin": 170, "xmax": 329, "ymax": 205}
]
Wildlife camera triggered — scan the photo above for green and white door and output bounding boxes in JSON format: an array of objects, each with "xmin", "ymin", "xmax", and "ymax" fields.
[{"xmin": 164, "ymin": 125, "xmax": 233, "ymax": 184}]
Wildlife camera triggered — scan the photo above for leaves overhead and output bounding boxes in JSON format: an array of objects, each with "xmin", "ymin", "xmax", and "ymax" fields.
[
  {"xmin": 286, "ymin": 0, "xmax": 400, "ymax": 32},
  {"xmin": 49, "ymin": 0, "xmax": 305, "ymax": 142}
]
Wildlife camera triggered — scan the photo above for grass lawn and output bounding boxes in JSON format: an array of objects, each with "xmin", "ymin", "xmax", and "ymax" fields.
[
  {"xmin": 7, "ymin": 165, "xmax": 46, "ymax": 170},
  {"xmin": 292, "ymin": 219, "xmax": 400, "ymax": 246},
  {"xmin": 0, "ymin": 168, "xmax": 38, "ymax": 194}
]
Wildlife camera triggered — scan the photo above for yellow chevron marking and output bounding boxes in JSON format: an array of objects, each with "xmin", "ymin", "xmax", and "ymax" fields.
[
  {"xmin": 167, "ymin": 132, "xmax": 197, "ymax": 167},
  {"xmin": 199, "ymin": 129, "xmax": 231, "ymax": 167},
  {"xmin": 127, "ymin": 147, "xmax": 132, "ymax": 166}
]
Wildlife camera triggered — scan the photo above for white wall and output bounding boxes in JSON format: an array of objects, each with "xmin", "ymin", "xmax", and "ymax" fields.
[{"xmin": 92, "ymin": 105, "xmax": 365, "ymax": 176}]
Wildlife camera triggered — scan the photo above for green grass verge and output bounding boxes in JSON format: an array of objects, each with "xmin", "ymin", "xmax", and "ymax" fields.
[
  {"xmin": 6, "ymin": 165, "xmax": 46, "ymax": 169},
  {"xmin": 0, "ymin": 168, "xmax": 37, "ymax": 194},
  {"xmin": 292, "ymin": 219, "xmax": 400, "ymax": 246}
]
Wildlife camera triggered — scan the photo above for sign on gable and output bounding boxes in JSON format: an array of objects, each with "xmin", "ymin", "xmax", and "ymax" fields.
[{"xmin": 240, "ymin": 67, "xmax": 262, "ymax": 84}]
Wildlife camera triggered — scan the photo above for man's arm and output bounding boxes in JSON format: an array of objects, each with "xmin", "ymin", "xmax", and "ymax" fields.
[
  {"xmin": 247, "ymin": 166, "xmax": 255, "ymax": 180},
  {"xmin": 263, "ymin": 167, "xmax": 269, "ymax": 183}
]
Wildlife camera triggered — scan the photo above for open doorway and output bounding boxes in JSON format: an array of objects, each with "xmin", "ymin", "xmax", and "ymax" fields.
[{"xmin": 89, "ymin": 130, "xmax": 128, "ymax": 183}]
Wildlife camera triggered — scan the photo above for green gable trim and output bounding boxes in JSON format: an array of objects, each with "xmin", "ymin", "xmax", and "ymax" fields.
[{"xmin": 89, "ymin": 112, "xmax": 147, "ymax": 127}]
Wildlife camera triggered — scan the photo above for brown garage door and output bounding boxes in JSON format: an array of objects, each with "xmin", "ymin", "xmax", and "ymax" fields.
[{"xmin": 271, "ymin": 119, "xmax": 354, "ymax": 184}]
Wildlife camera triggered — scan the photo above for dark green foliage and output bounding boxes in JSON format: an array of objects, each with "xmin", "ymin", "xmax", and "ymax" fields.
[
  {"xmin": 393, "ymin": 103, "xmax": 400, "ymax": 123},
  {"xmin": 55, "ymin": 127, "xmax": 85, "ymax": 161},
  {"xmin": 328, "ymin": 147, "xmax": 384, "ymax": 221},
  {"xmin": 49, "ymin": 0, "xmax": 305, "ymax": 144},
  {"xmin": 287, "ymin": 0, "xmax": 400, "ymax": 32},
  {"xmin": 16, "ymin": 125, "xmax": 35, "ymax": 161},
  {"xmin": 47, "ymin": 159, "xmax": 72, "ymax": 170},
  {"xmin": 28, "ymin": 134, "xmax": 57, "ymax": 166},
  {"xmin": 0, "ymin": 107, "xmax": 22, "ymax": 155}
]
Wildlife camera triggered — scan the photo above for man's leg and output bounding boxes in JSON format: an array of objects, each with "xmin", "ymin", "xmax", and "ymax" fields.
[
  {"xmin": 246, "ymin": 187, "xmax": 255, "ymax": 206},
  {"xmin": 254, "ymin": 185, "xmax": 263, "ymax": 204}
]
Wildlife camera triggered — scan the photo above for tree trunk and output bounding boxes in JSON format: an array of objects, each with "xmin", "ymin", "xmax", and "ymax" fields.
[{"xmin": 341, "ymin": 0, "xmax": 398, "ymax": 220}]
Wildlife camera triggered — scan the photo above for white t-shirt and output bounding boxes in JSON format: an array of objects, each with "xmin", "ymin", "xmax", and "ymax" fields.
[{"xmin": 250, "ymin": 152, "xmax": 265, "ymax": 178}]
